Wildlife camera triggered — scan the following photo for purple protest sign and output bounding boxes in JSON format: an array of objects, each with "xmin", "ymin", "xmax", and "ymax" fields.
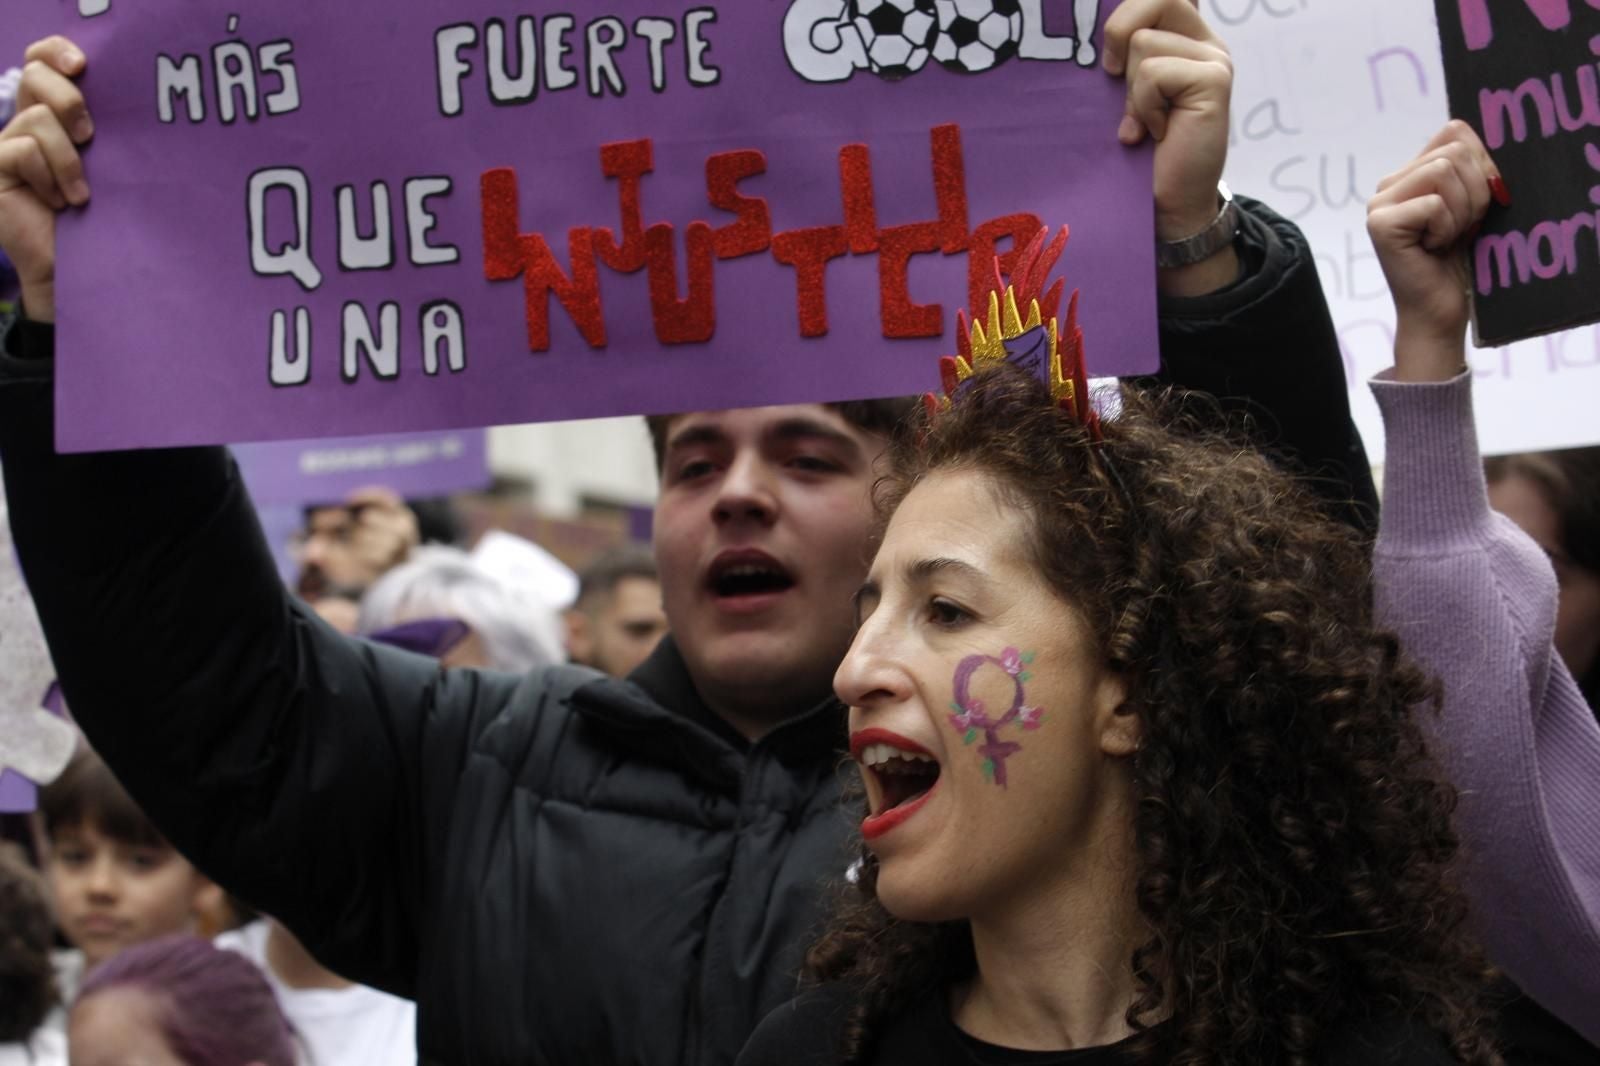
[
  {"xmin": 233, "ymin": 429, "xmax": 491, "ymax": 506},
  {"xmin": 0, "ymin": 772, "xmax": 36, "ymax": 814},
  {"xmin": 255, "ymin": 502, "xmax": 306, "ymax": 587},
  {"xmin": 45, "ymin": 0, "xmax": 1156, "ymax": 452}
]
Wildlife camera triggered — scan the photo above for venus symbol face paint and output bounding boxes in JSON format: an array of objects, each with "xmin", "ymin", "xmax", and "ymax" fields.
[{"xmin": 947, "ymin": 646, "xmax": 1044, "ymax": 787}]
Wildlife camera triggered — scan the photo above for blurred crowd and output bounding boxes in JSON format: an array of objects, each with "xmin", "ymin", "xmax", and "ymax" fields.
[{"xmin": 1, "ymin": 512, "xmax": 666, "ymax": 1066}]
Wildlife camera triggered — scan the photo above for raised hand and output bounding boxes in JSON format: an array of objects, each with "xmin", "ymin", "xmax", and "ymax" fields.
[
  {"xmin": 1367, "ymin": 120, "xmax": 1502, "ymax": 382},
  {"xmin": 1102, "ymin": 0, "xmax": 1234, "ymax": 297},
  {"xmin": 0, "ymin": 37, "xmax": 92, "ymax": 324}
]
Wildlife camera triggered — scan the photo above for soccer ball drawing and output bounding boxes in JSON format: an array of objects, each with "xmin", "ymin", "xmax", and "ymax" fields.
[
  {"xmin": 932, "ymin": 0, "xmax": 1023, "ymax": 73},
  {"xmin": 784, "ymin": 0, "xmax": 1100, "ymax": 83},
  {"xmin": 849, "ymin": 0, "xmax": 940, "ymax": 79}
]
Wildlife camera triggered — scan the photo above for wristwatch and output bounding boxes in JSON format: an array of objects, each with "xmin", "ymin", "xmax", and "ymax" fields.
[{"xmin": 1155, "ymin": 181, "xmax": 1240, "ymax": 270}]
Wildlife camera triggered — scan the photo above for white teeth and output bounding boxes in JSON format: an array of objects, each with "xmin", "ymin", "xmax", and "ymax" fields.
[{"xmin": 859, "ymin": 743, "xmax": 936, "ymax": 769}]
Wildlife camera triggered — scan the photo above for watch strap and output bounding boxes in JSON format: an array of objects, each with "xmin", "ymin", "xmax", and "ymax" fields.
[{"xmin": 1156, "ymin": 181, "xmax": 1240, "ymax": 270}]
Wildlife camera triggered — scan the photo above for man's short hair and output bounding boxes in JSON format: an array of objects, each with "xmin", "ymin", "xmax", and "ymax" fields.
[
  {"xmin": 40, "ymin": 749, "xmax": 166, "ymax": 849},
  {"xmin": 644, "ymin": 397, "xmax": 919, "ymax": 472},
  {"xmin": 575, "ymin": 546, "xmax": 659, "ymax": 610}
]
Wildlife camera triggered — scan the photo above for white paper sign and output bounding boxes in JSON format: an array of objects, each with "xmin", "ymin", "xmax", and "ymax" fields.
[
  {"xmin": 0, "ymin": 472, "xmax": 74, "ymax": 788},
  {"xmin": 1219, "ymin": 0, "xmax": 1600, "ymax": 462}
]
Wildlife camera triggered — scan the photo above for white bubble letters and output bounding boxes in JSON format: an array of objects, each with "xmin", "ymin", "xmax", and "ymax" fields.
[{"xmin": 434, "ymin": 9, "xmax": 722, "ymax": 116}]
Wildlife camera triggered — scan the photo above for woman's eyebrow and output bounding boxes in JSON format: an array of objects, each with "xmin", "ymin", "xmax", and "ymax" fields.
[{"xmin": 904, "ymin": 557, "xmax": 984, "ymax": 585}]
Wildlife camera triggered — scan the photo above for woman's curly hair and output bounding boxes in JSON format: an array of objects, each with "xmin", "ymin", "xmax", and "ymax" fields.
[
  {"xmin": 806, "ymin": 364, "xmax": 1500, "ymax": 1065},
  {"xmin": 0, "ymin": 842, "xmax": 58, "ymax": 1041}
]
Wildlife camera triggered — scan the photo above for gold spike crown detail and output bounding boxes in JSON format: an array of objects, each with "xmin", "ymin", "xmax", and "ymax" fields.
[
  {"xmin": 947, "ymin": 287, "xmax": 1074, "ymax": 413},
  {"xmin": 927, "ymin": 225, "xmax": 1096, "ymax": 438}
]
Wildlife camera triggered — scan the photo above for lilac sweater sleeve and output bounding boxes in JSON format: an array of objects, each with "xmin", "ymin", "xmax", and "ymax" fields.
[{"xmin": 1370, "ymin": 371, "xmax": 1600, "ymax": 1044}]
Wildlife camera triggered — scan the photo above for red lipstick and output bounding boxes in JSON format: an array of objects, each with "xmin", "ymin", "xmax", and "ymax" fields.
[
  {"xmin": 848, "ymin": 728, "xmax": 933, "ymax": 760},
  {"xmin": 861, "ymin": 784, "xmax": 939, "ymax": 840},
  {"xmin": 851, "ymin": 728, "xmax": 941, "ymax": 841}
]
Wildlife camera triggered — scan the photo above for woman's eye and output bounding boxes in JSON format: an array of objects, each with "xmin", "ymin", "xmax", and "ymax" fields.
[
  {"xmin": 928, "ymin": 598, "xmax": 970, "ymax": 627},
  {"xmin": 789, "ymin": 455, "xmax": 836, "ymax": 473}
]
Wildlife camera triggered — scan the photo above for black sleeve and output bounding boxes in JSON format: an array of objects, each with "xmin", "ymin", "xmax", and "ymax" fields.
[
  {"xmin": 1151, "ymin": 197, "xmax": 1378, "ymax": 537},
  {"xmin": 0, "ymin": 315, "xmax": 524, "ymax": 997}
]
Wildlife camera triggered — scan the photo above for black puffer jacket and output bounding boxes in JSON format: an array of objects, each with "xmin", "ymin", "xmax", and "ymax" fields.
[{"xmin": 0, "ymin": 201, "xmax": 1371, "ymax": 1066}]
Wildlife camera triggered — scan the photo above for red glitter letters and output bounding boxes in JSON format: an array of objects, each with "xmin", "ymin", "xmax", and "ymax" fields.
[{"xmin": 481, "ymin": 123, "xmax": 1047, "ymax": 350}]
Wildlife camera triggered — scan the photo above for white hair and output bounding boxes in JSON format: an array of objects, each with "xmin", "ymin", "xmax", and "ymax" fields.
[{"xmin": 357, "ymin": 546, "xmax": 559, "ymax": 672}]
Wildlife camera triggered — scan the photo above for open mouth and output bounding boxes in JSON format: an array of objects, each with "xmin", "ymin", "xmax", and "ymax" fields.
[
  {"xmin": 707, "ymin": 552, "xmax": 796, "ymax": 599},
  {"xmin": 859, "ymin": 743, "xmax": 942, "ymax": 814}
]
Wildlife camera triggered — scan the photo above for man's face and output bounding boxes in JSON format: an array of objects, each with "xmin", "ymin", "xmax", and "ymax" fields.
[
  {"xmin": 294, "ymin": 505, "xmax": 383, "ymax": 600},
  {"xmin": 653, "ymin": 405, "xmax": 886, "ymax": 725},
  {"xmin": 570, "ymin": 575, "xmax": 669, "ymax": 678}
]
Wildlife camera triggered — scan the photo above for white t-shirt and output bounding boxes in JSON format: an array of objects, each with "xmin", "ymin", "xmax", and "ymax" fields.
[
  {"xmin": 24, "ymin": 950, "xmax": 83, "ymax": 1049},
  {"xmin": 0, "ymin": 1029, "xmax": 67, "ymax": 1066},
  {"xmin": 215, "ymin": 921, "xmax": 418, "ymax": 1066}
]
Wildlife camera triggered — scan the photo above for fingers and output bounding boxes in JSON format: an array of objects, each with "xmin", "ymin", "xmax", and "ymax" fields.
[
  {"xmin": 1376, "ymin": 120, "xmax": 1496, "ymax": 196},
  {"xmin": 1367, "ymin": 193, "xmax": 1453, "ymax": 259},
  {"xmin": 0, "ymin": 105, "xmax": 87, "ymax": 207},
  {"xmin": 22, "ymin": 36, "xmax": 87, "ymax": 76},
  {"xmin": 1371, "ymin": 128, "xmax": 1496, "ymax": 248},
  {"xmin": 1104, "ymin": 0, "xmax": 1217, "ymax": 76},
  {"xmin": 1371, "ymin": 156, "xmax": 1480, "ymax": 250},
  {"xmin": 0, "ymin": 39, "xmax": 93, "ymax": 209},
  {"xmin": 0, "ymin": 136, "xmax": 59, "ymax": 208},
  {"xmin": 16, "ymin": 60, "xmax": 93, "ymax": 143},
  {"xmin": 1418, "ymin": 117, "xmax": 1488, "ymax": 161},
  {"xmin": 1118, "ymin": 28, "xmax": 1231, "ymax": 143},
  {"xmin": 1122, "ymin": 53, "xmax": 1231, "ymax": 144},
  {"xmin": 1123, "ymin": 26, "xmax": 1228, "ymax": 74}
]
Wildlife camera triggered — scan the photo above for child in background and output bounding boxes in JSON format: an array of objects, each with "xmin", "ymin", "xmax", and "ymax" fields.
[
  {"xmin": 69, "ymin": 935, "xmax": 297, "ymax": 1066},
  {"xmin": 0, "ymin": 843, "xmax": 65, "ymax": 1066},
  {"xmin": 39, "ymin": 749, "xmax": 223, "ymax": 1000}
]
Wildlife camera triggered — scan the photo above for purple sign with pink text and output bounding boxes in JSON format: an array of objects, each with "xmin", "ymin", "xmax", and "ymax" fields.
[{"xmin": 39, "ymin": 0, "xmax": 1156, "ymax": 452}]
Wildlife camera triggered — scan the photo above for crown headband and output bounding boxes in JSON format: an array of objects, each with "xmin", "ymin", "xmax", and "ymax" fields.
[{"xmin": 923, "ymin": 225, "xmax": 1100, "ymax": 441}]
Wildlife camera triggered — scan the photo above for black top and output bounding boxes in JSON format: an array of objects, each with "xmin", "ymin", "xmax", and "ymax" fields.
[
  {"xmin": 1492, "ymin": 979, "xmax": 1600, "ymax": 1066},
  {"xmin": 738, "ymin": 984, "xmax": 1460, "ymax": 1066}
]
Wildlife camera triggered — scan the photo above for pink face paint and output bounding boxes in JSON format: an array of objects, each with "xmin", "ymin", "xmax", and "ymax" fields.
[{"xmin": 947, "ymin": 647, "xmax": 1043, "ymax": 787}]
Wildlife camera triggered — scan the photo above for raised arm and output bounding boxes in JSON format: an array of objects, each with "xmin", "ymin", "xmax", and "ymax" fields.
[
  {"xmin": 1105, "ymin": 0, "xmax": 1377, "ymax": 533},
  {"xmin": 0, "ymin": 38, "xmax": 521, "ymax": 997},
  {"xmin": 1365, "ymin": 119, "xmax": 1600, "ymax": 1044}
]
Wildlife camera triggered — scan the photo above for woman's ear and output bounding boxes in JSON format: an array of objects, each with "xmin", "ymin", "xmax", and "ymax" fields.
[{"xmin": 1094, "ymin": 672, "xmax": 1139, "ymax": 758}]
